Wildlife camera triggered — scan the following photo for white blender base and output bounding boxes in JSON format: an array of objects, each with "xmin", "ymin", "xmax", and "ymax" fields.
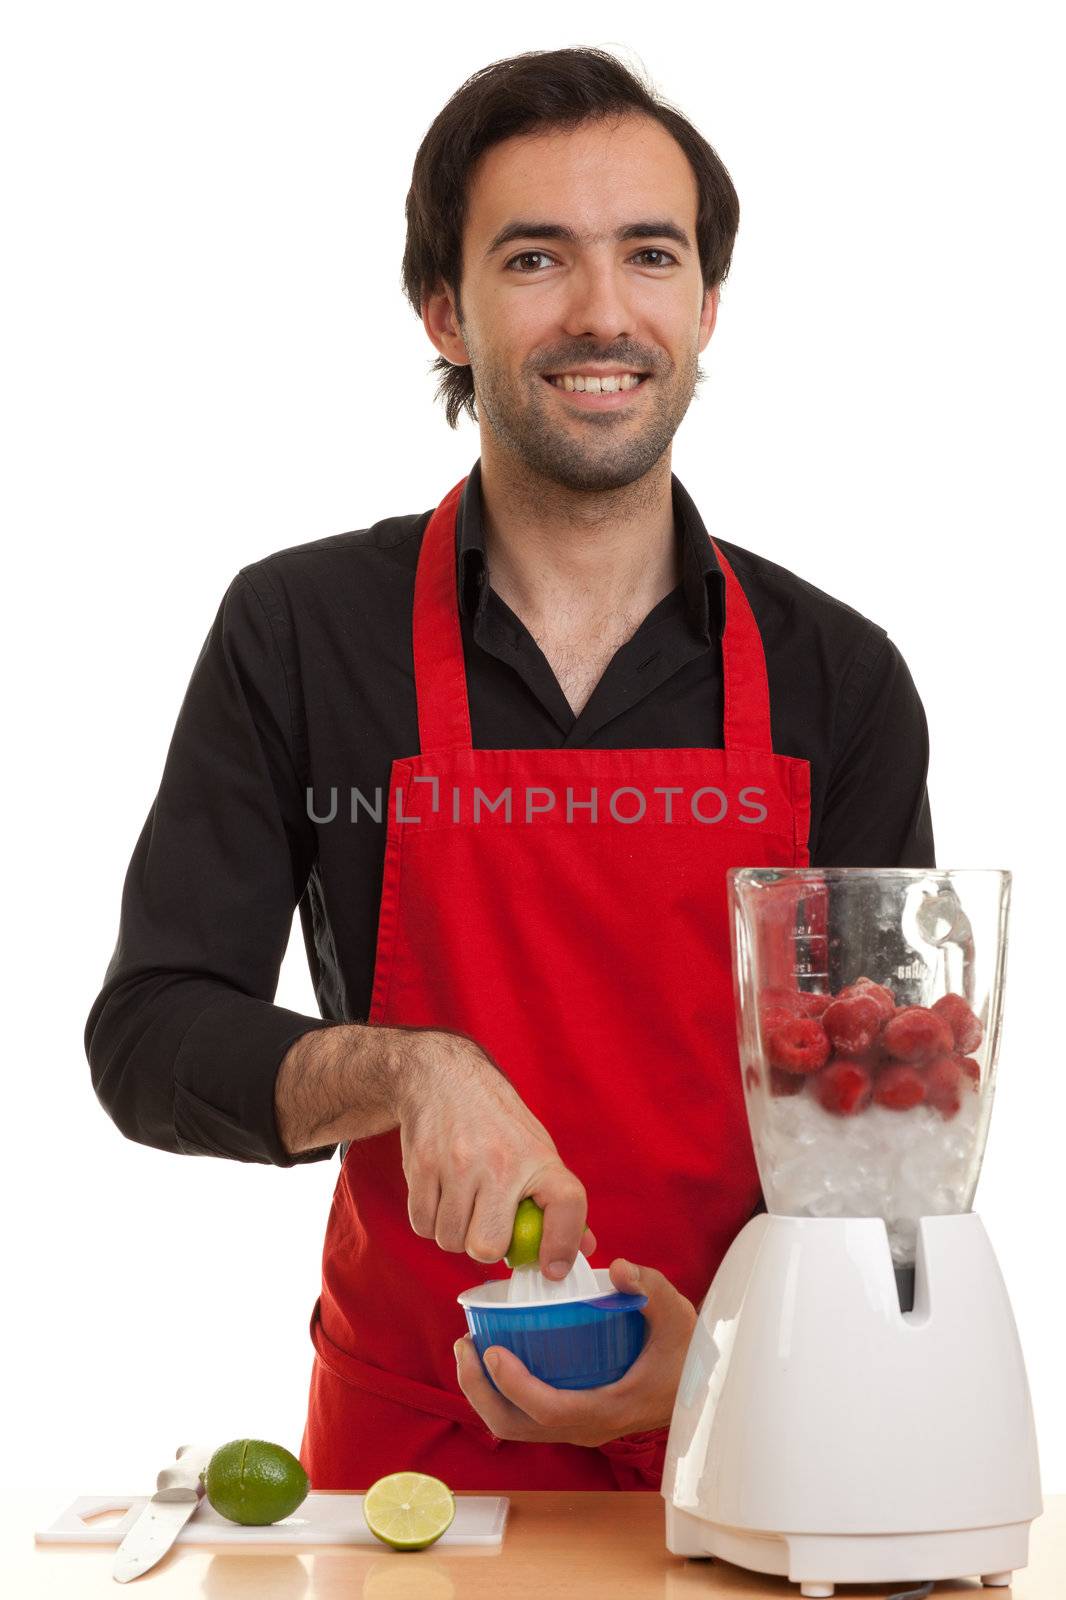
[
  {"xmin": 665, "ymin": 1500, "xmax": 1026, "ymax": 1593},
  {"xmin": 661, "ymin": 1213, "xmax": 1042, "ymax": 1595}
]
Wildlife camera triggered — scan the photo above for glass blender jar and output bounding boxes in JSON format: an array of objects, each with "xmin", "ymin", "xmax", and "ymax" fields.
[{"xmin": 730, "ymin": 867, "xmax": 1007, "ymax": 1308}]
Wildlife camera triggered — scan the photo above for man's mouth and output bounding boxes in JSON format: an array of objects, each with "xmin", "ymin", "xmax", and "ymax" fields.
[{"xmin": 542, "ymin": 372, "xmax": 650, "ymax": 394}]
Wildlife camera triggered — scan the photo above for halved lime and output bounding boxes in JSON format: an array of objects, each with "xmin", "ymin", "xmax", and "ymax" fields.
[
  {"xmin": 362, "ymin": 1471, "xmax": 456, "ymax": 1551},
  {"xmin": 505, "ymin": 1196, "xmax": 544, "ymax": 1269}
]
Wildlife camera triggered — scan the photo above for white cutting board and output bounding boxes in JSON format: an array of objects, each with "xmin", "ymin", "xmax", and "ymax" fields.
[{"xmin": 36, "ymin": 1491, "xmax": 509, "ymax": 1548}]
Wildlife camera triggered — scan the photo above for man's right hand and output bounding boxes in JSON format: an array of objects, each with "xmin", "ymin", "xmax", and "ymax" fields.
[{"xmin": 389, "ymin": 1028, "xmax": 597, "ymax": 1280}]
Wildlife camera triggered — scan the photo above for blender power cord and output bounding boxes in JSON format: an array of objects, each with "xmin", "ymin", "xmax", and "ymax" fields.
[{"xmin": 885, "ymin": 1584, "xmax": 934, "ymax": 1599}]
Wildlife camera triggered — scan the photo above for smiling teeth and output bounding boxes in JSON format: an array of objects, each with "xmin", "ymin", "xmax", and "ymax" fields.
[{"xmin": 547, "ymin": 373, "xmax": 645, "ymax": 393}]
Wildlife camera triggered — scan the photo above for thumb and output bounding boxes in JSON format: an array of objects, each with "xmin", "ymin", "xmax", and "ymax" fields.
[
  {"xmin": 610, "ymin": 1259, "xmax": 695, "ymax": 1332},
  {"xmin": 610, "ymin": 1256, "xmax": 652, "ymax": 1300}
]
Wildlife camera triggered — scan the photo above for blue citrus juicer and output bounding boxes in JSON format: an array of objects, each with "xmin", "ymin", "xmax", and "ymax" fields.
[{"xmin": 457, "ymin": 1251, "xmax": 648, "ymax": 1391}]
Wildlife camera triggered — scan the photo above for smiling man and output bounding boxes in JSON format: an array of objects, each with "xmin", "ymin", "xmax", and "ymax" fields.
[{"xmin": 86, "ymin": 46, "xmax": 934, "ymax": 1493}]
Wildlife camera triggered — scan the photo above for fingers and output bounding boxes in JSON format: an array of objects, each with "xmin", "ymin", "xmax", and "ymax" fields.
[
  {"xmin": 415, "ymin": 1171, "xmax": 596, "ymax": 1270},
  {"xmin": 608, "ymin": 1259, "xmax": 697, "ymax": 1337},
  {"xmin": 465, "ymin": 1187, "xmax": 519, "ymax": 1264},
  {"xmin": 404, "ymin": 1165, "xmax": 442, "ymax": 1243},
  {"xmin": 397, "ymin": 1043, "xmax": 597, "ymax": 1275},
  {"xmin": 461, "ymin": 1204, "xmax": 598, "ymax": 1272},
  {"xmin": 529, "ymin": 1170, "xmax": 590, "ymax": 1280},
  {"xmin": 454, "ymin": 1334, "xmax": 540, "ymax": 1441},
  {"xmin": 610, "ymin": 1257, "xmax": 641, "ymax": 1291},
  {"xmin": 454, "ymin": 1334, "xmax": 590, "ymax": 1440},
  {"xmin": 443, "ymin": 1164, "xmax": 594, "ymax": 1279}
]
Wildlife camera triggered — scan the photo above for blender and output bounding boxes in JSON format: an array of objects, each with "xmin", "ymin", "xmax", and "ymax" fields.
[{"xmin": 660, "ymin": 868, "xmax": 1042, "ymax": 1596}]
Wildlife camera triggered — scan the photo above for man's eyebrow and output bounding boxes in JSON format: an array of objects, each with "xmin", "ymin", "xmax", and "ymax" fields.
[{"xmin": 483, "ymin": 220, "xmax": 693, "ymax": 260}]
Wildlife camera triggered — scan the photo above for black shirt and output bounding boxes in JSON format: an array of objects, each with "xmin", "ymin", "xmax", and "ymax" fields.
[{"xmin": 84, "ymin": 458, "xmax": 935, "ymax": 1169}]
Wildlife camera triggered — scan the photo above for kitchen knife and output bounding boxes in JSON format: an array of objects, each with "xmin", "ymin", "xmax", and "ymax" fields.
[{"xmin": 112, "ymin": 1442, "xmax": 214, "ymax": 1582}]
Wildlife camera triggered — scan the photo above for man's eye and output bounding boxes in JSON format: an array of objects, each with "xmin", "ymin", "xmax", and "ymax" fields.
[
  {"xmin": 506, "ymin": 251, "xmax": 554, "ymax": 273},
  {"xmin": 504, "ymin": 249, "xmax": 678, "ymax": 273}
]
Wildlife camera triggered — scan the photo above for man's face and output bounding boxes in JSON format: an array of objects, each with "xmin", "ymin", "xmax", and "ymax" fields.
[{"xmin": 426, "ymin": 114, "xmax": 719, "ymax": 493}]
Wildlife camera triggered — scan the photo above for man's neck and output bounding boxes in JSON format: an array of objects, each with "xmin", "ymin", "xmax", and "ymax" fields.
[{"xmin": 477, "ymin": 450, "xmax": 680, "ymax": 635}]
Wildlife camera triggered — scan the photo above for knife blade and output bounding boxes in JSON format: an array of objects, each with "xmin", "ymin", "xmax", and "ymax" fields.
[{"xmin": 112, "ymin": 1441, "xmax": 214, "ymax": 1582}]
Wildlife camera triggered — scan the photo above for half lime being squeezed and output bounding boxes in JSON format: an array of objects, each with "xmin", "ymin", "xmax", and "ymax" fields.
[{"xmin": 505, "ymin": 1197, "xmax": 544, "ymax": 1268}]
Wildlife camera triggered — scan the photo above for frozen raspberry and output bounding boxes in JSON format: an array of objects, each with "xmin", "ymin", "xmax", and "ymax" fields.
[
  {"xmin": 882, "ymin": 1006, "xmax": 953, "ymax": 1063},
  {"xmin": 931, "ymin": 993, "xmax": 984, "ymax": 1054},
  {"xmin": 795, "ymin": 991, "xmax": 832, "ymax": 1018},
  {"xmin": 759, "ymin": 987, "xmax": 806, "ymax": 1036},
  {"xmin": 958, "ymin": 1055, "xmax": 981, "ymax": 1091},
  {"xmin": 837, "ymin": 976, "xmax": 896, "ymax": 1022},
  {"xmin": 760, "ymin": 1002, "xmax": 797, "ymax": 1037},
  {"xmin": 873, "ymin": 1063, "xmax": 927, "ymax": 1111},
  {"xmin": 766, "ymin": 1017, "xmax": 831, "ymax": 1075},
  {"xmin": 844, "ymin": 1043, "xmax": 888, "ymax": 1072},
  {"xmin": 921, "ymin": 1054, "xmax": 963, "ymax": 1119},
  {"xmin": 760, "ymin": 987, "xmax": 807, "ymax": 1015},
  {"xmin": 769, "ymin": 1066, "xmax": 806, "ymax": 1097},
  {"xmin": 822, "ymin": 994, "xmax": 883, "ymax": 1057},
  {"xmin": 843, "ymin": 1030, "xmax": 892, "ymax": 1069},
  {"xmin": 813, "ymin": 1059, "xmax": 873, "ymax": 1116}
]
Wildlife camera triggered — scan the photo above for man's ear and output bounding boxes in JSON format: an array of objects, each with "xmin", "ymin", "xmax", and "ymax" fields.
[
  {"xmin": 422, "ymin": 281, "xmax": 470, "ymax": 367},
  {"xmin": 699, "ymin": 284, "xmax": 720, "ymax": 352}
]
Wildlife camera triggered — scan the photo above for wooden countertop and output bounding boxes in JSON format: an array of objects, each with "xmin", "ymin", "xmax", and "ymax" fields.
[{"xmin": 13, "ymin": 1487, "xmax": 1064, "ymax": 1597}]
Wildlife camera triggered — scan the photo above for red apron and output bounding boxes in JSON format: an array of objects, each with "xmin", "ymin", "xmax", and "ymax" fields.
[{"xmin": 301, "ymin": 474, "xmax": 811, "ymax": 1491}]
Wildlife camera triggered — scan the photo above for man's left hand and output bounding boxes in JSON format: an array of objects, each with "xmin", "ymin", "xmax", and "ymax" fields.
[{"xmin": 454, "ymin": 1258, "xmax": 697, "ymax": 1448}]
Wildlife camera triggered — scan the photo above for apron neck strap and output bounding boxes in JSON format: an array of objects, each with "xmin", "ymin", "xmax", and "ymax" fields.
[{"xmin": 413, "ymin": 474, "xmax": 773, "ymax": 755}]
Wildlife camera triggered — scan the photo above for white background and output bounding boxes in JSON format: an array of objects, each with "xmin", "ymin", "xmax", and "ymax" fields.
[{"xmin": 3, "ymin": 1, "xmax": 1064, "ymax": 1501}]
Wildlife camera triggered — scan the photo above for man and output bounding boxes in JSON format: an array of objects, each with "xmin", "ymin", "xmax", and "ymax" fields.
[{"xmin": 86, "ymin": 46, "xmax": 933, "ymax": 1493}]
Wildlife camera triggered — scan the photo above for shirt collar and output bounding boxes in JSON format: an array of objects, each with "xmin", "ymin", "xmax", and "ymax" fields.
[{"xmin": 456, "ymin": 457, "xmax": 725, "ymax": 642}]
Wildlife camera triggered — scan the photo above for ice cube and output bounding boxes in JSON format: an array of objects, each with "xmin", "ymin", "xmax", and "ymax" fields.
[{"xmin": 752, "ymin": 1072, "xmax": 984, "ymax": 1271}]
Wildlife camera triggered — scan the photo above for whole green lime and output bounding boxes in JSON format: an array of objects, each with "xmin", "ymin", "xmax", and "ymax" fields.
[
  {"xmin": 506, "ymin": 1197, "xmax": 544, "ymax": 1269},
  {"xmin": 203, "ymin": 1439, "xmax": 309, "ymax": 1526}
]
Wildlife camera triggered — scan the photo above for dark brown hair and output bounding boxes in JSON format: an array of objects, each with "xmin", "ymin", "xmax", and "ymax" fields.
[{"xmin": 401, "ymin": 46, "xmax": 741, "ymax": 429}]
